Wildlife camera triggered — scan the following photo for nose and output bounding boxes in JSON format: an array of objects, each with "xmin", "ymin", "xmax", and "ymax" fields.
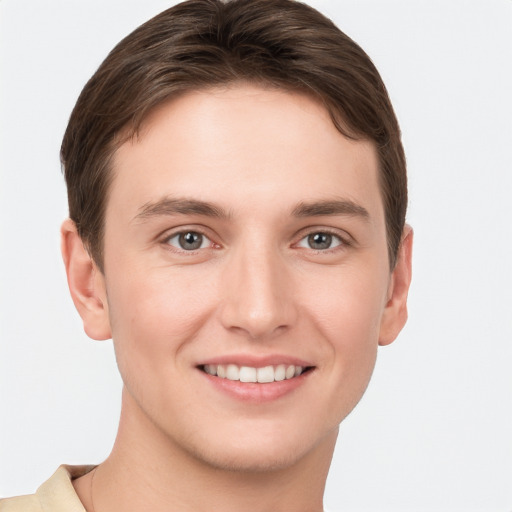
[{"xmin": 219, "ymin": 243, "xmax": 297, "ymax": 340}]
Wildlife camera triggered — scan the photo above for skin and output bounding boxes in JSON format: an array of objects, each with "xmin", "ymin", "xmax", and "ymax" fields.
[{"xmin": 62, "ymin": 84, "xmax": 412, "ymax": 512}]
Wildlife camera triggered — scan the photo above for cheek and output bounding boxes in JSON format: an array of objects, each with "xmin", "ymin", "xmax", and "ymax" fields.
[
  {"xmin": 302, "ymin": 264, "xmax": 387, "ymax": 412},
  {"xmin": 306, "ymin": 262, "xmax": 387, "ymax": 342},
  {"xmin": 105, "ymin": 267, "xmax": 217, "ymax": 378}
]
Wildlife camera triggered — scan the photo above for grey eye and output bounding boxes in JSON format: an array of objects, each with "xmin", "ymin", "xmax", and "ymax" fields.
[
  {"xmin": 297, "ymin": 232, "xmax": 342, "ymax": 250},
  {"xmin": 308, "ymin": 233, "xmax": 332, "ymax": 250},
  {"xmin": 167, "ymin": 231, "xmax": 209, "ymax": 251}
]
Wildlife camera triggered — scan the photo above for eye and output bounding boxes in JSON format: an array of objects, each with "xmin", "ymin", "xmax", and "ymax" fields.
[
  {"xmin": 297, "ymin": 232, "xmax": 343, "ymax": 251},
  {"xmin": 165, "ymin": 231, "xmax": 212, "ymax": 251}
]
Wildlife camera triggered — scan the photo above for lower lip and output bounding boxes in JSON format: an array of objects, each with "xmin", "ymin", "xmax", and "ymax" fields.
[{"xmin": 199, "ymin": 370, "xmax": 312, "ymax": 403}]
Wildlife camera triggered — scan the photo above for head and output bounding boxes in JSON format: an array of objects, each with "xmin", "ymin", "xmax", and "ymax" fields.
[
  {"xmin": 61, "ymin": 0, "xmax": 406, "ymax": 273},
  {"xmin": 61, "ymin": 0, "xmax": 412, "ymax": 474}
]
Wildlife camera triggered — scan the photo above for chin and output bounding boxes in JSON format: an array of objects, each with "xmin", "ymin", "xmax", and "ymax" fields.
[
  {"xmin": 181, "ymin": 421, "xmax": 339, "ymax": 474},
  {"xmin": 189, "ymin": 443, "xmax": 309, "ymax": 473}
]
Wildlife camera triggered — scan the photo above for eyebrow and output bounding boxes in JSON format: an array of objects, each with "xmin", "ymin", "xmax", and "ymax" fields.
[
  {"xmin": 134, "ymin": 197, "xmax": 231, "ymax": 221},
  {"xmin": 292, "ymin": 199, "xmax": 370, "ymax": 220},
  {"xmin": 133, "ymin": 197, "xmax": 370, "ymax": 222}
]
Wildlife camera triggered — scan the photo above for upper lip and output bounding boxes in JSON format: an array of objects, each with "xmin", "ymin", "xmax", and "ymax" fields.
[{"xmin": 197, "ymin": 354, "xmax": 314, "ymax": 368}]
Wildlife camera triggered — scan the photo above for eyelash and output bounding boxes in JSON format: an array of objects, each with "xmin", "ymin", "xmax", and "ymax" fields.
[{"xmin": 160, "ymin": 227, "xmax": 351, "ymax": 255}]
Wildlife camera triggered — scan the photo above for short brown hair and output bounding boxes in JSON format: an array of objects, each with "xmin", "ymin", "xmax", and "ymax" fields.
[{"xmin": 61, "ymin": 0, "xmax": 407, "ymax": 271}]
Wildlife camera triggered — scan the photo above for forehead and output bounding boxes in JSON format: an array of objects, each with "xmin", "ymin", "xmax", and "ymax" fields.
[{"xmin": 108, "ymin": 85, "xmax": 382, "ymax": 223}]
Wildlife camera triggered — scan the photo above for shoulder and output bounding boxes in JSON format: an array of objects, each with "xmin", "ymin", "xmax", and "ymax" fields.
[
  {"xmin": 0, "ymin": 465, "xmax": 95, "ymax": 512},
  {"xmin": 0, "ymin": 494, "xmax": 42, "ymax": 512}
]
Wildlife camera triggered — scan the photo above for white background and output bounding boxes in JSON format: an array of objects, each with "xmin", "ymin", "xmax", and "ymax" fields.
[{"xmin": 1, "ymin": 1, "xmax": 511, "ymax": 510}]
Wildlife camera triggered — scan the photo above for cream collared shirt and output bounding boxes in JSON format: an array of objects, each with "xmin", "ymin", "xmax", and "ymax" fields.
[
  {"xmin": 1, "ymin": 465, "xmax": 332, "ymax": 511},
  {"xmin": 0, "ymin": 465, "xmax": 95, "ymax": 512}
]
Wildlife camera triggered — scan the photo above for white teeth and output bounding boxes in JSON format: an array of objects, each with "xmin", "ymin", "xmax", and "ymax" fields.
[
  {"xmin": 226, "ymin": 364, "xmax": 240, "ymax": 381},
  {"xmin": 217, "ymin": 364, "xmax": 226, "ymax": 378},
  {"xmin": 274, "ymin": 364, "xmax": 286, "ymax": 381},
  {"xmin": 239, "ymin": 366, "xmax": 257, "ymax": 383},
  {"xmin": 203, "ymin": 363, "xmax": 306, "ymax": 382},
  {"xmin": 257, "ymin": 366, "xmax": 274, "ymax": 383}
]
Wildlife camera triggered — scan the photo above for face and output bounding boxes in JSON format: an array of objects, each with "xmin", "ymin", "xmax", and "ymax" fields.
[{"xmin": 94, "ymin": 85, "xmax": 402, "ymax": 471}]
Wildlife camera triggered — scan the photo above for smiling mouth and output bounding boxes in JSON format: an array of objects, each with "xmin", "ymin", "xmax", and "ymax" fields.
[{"xmin": 199, "ymin": 364, "xmax": 313, "ymax": 383}]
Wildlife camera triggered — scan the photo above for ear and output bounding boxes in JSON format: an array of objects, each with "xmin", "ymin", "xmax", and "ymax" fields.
[
  {"xmin": 61, "ymin": 219, "xmax": 111, "ymax": 341},
  {"xmin": 379, "ymin": 225, "xmax": 413, "ymax": 346}
]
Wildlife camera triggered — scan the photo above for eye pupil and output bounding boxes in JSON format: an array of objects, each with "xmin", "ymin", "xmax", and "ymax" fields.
[
  {"xmin": 308, "ymin": 232, "xmax": 332, "ymax": 250},
  {"xmin": 179, "ymin": 232, "xmax": 203, "ymax": 250}
]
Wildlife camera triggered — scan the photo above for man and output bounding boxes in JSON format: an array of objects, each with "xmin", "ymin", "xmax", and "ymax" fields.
[{"xmin": 0, "ymin": 0, "xmax": 412, "ymax": 510}]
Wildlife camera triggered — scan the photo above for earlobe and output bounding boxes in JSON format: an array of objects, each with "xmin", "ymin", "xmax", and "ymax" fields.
[
  {"xmin": 61, "ymin": 219, "xmax": 111, "ymax": 341},
  {"xmin": 378, "ymin": 225, "xmax": 413, "ymax": 346}
]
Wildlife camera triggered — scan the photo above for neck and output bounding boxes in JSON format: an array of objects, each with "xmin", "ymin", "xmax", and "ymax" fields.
[{"xmin": 78, "ymin": 387, "xmax": 337, "ymax": 512}]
